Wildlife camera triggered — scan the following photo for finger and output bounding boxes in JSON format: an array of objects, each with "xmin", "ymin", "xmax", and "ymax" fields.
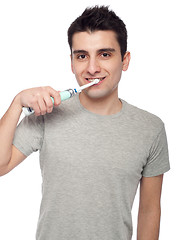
[
  {"xmin": 48, "ymin": 88, "xmax": 61, "ymax": 106},
  {"xmin": 43, "ymin": 94, "xmax": 54, "ymax": 113},
  {"xmin": 37, "ymin": 97, "xmax": 47, "ymax": 115},
  {"xmin": 28, "ymin": 95, "xmax": 41, "ymax": 116},
  {"xmin": 32, "ymin": 102, "xmax": 42, "ymax": 116}
]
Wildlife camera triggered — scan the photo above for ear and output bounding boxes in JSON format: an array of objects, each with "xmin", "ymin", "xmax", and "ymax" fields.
[{"xmin": 122, "ymin": 51, "xmax": 131, "ymax": 71}]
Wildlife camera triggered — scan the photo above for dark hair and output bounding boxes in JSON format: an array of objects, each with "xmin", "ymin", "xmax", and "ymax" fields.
[{"xmin": 67, "ymin": 6, "xmax": 127, "ymax": 60}]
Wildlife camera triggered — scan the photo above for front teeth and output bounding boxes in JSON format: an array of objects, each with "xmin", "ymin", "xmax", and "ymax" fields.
[
  {"xmin": 86, "ymin": 77, "xmax": 105, "ymax": 82},
  {"xmin": 89, "ymin": 79, "xmax": 99, "ymax": 82}
]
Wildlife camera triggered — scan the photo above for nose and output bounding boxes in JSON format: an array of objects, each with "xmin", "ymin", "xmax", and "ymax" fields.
[{"xmin": 86, "ymin": 57, "xmax": 101, "ymax": 75}]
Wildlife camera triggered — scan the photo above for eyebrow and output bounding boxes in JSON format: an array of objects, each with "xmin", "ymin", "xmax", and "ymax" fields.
[
  {"xmin": 72, "ymin": 50, "xmax": 88, "ymax": 55},
  {"xmin": 72, "ymin": 48, "xmax": 116, "ymax": 55},
  {"xmin": 97, "ymin": 48, "xmax": 116, "ymax": 53}
]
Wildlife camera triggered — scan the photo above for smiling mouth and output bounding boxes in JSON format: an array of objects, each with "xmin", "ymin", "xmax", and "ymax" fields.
[{"xmin": 85, "ymin": 77, "xmax": 106, "ymax": 82}]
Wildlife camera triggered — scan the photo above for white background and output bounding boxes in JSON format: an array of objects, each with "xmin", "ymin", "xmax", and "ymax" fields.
[{"xmin": 0, "ymin": 0, "xmax": 175, "ymax": 239}]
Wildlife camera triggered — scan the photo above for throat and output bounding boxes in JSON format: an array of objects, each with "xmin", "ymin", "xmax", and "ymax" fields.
[{"xmin": 79, "ymin": 90, "xmax": 122, "ymax": 116}]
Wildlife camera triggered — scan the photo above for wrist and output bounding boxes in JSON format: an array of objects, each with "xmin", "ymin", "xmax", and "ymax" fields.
[{"xmin": 12, "ymin": 93, "xmax": 23, "ymax": 113}]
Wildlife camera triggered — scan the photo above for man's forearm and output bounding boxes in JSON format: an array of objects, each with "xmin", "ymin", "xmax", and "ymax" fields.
[
  {"xmin": 137, "ymin": 208, "xmax": 161, "ymax": 240},
  {"xmin": 0, "ymin": 96, "xmax": 22, "ymax": 169}
]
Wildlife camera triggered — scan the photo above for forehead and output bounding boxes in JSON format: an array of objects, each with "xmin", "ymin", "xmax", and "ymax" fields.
[{"xmin": 72, "ymin": 30, "xmax": 120, "ymax": 52}]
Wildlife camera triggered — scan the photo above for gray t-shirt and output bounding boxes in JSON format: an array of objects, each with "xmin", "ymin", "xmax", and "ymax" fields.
[{"xmin": 13, "ymin": 95, "xmax": 170, "ymax": 240}]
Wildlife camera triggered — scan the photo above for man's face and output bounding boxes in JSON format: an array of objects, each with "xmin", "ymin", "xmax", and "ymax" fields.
[{"xmin": 71, "ymin": 30, "xmax": 130, "ymax": 100}]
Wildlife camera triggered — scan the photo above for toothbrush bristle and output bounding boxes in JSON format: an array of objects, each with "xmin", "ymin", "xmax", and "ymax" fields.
[{"xmin": 94, "ymin": 79, "xmax": 100, "ymax": 84}]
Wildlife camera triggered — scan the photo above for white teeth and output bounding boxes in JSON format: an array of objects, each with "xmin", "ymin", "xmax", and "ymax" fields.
[
  {"xmin": 87, "ymin": 77, "xmax": 104, "ymax": 82},
  {"xmin": 90, "ymin": 79, "xmax": 98, "ymax": 82}
]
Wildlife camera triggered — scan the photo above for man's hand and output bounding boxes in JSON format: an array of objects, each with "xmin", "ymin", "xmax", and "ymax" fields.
[
  {"xmin": 16, "ymin": 86, "xmax": 61, "ymax": 116},
  {"xmin": 0, "ymin": 86, "xmax": 61, "ymax": 176}
]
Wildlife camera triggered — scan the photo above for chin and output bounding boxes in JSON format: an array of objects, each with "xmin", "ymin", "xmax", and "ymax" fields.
[{"xmin": 83, "ymin": 89, "xmax": 111, "ymax": 100}]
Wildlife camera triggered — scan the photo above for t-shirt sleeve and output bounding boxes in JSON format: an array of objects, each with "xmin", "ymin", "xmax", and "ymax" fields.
[
  {"xmin": 13, "ymin": 114, "xmax": 44, "ymax": 157},
  {"xmin": 142, "ymin": 124, "xmax": 170, "ymax": 177}
]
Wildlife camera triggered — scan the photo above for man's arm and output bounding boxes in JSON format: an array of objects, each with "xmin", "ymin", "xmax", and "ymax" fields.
[
  {"xmin": 137, "ymin": 174, "xmax": 163, "ymax": 240},
  {"xmin": 0, "ymin": 86, "xmax": 61, "ymax": 176}
]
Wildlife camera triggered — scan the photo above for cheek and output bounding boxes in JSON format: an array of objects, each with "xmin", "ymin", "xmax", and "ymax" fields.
[
  {"xmin": 105, "ymin": 61, "xmax": 122, "ymax": 77},
  {"xmin": 108, "ymin": 65, "xmax": 123, "ymax": 87},
  {"xmin": 114, "ymin": 60, "xmax": 123, "ymax": 72},
  {"xmin": 113, "ymin": 66, "xmax": 123, "ymax": 78},
  {"xmin": 71, "ymin": 62, "xmax": 77, "ymax": 74},
  {"xmin": 71, "ymin": 60, "xmax": 74, "ymax": 74},
  {"xmin": 71, "ymin": 61, "xmax": 83, "ymax": 76}
]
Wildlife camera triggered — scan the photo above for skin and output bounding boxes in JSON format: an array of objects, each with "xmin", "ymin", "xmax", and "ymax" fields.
[
  {"xmin": 137, "ymin": 175, "xmax": 163, "ymax": 239},
  {"xmin": 71, "ymin": 30, "xmax": 131, "ymax": 115}
]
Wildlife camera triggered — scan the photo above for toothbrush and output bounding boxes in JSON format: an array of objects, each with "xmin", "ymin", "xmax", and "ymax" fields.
[{"xmin": 22, "ymin": 79, "xmax": 100, "ymax": 116}]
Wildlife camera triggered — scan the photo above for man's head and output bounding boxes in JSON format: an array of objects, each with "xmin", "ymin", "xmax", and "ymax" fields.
[
  {"xmin": 68, "ymin": 6, "xmax": 130, "ymax": 102},
  {"xmin": 68, "ymin": 6, "xmax": 127, "ymax": 61}
]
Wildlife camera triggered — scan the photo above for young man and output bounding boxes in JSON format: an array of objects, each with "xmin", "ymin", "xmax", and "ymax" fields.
[{"xmin": 0, "ymin": 6, "xmax": 170, "ymax": 240}]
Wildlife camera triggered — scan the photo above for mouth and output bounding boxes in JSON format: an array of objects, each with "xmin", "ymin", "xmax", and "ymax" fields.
[{"xmin": 85, "ymin": 77, "xmax": 106, "ymax": 83}]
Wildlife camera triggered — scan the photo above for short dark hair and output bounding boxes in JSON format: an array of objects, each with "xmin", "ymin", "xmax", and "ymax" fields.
[{"xmin": 67, "ymin": 6, "xmax": 128, "ymax": 60}]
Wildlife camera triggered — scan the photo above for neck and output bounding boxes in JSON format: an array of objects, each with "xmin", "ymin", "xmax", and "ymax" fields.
[{"xmin": 79, "ymin": 89, "xmax": 122, "ymax": 116}]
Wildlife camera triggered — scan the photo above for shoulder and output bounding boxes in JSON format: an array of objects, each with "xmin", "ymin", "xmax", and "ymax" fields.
[{"xmin": 122, "ymin": 99, "xmax": 164, "ymax": 134}]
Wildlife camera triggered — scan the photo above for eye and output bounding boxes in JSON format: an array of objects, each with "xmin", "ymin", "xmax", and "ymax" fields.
[
  {"xmin": 77, "ymin": 54, "xmax": 87, "ymax": 60},
  {"xmin": 101, "ymin": 52, "xmax": 111, "ymax": 58}
]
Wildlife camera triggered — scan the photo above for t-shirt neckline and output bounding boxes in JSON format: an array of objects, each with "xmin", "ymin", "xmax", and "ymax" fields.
[{"xmin": 75, "ymin": 94, "xmax": 127, "ymax": 120}]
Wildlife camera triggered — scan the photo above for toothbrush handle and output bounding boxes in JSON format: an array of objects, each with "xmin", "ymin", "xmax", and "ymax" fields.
[
  {"xmin": 60, "ymin": 90, "xmax": 72, "ymax": 101},
  {"xmin": 22, "ymin": 90, "xmax": 73, "ymax": 116}
]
